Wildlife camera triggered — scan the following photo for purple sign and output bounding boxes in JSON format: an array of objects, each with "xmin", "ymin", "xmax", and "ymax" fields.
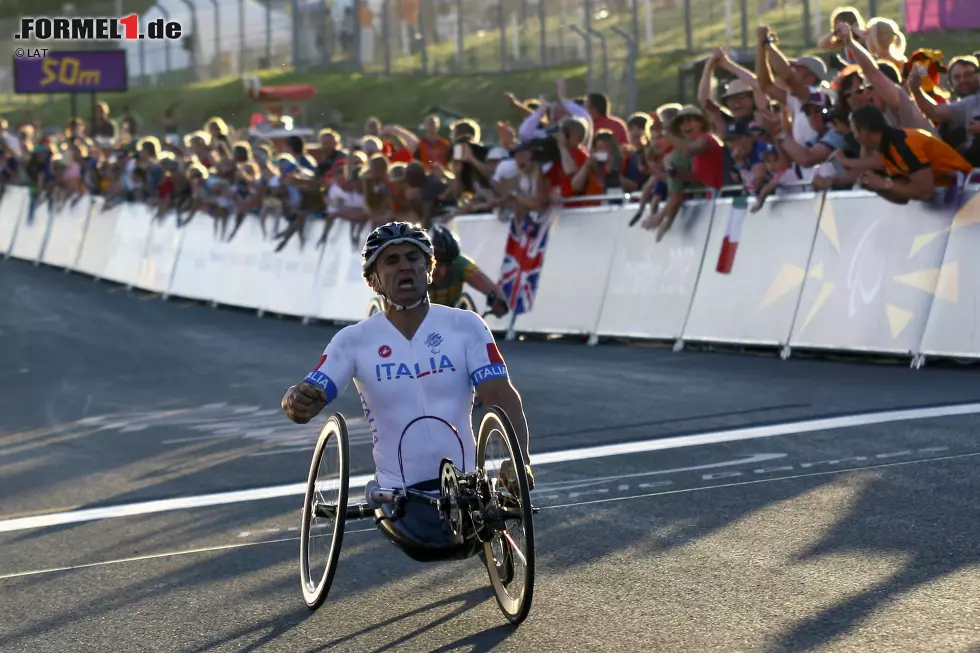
[
  {"xmin": 14, "ymin": 50, "xmax": 128, "ymax": 94},
  {"xmin": 906, "ymin": 0, "xmax": 980, "ymax": 33}
]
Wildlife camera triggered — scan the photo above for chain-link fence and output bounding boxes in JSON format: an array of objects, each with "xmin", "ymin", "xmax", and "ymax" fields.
[{"xmin": 1, "ymin": 0, "xmax": 900, "ymax": 113}]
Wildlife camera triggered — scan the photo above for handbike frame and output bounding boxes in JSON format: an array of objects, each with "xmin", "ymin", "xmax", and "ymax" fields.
[{"xmin": 316, "ymin": 467, "xmax": 522, "ymax": 545}]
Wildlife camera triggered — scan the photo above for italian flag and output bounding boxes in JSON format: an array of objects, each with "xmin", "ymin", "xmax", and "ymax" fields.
[{"xmin": 716, "ymin": 196, "xmax": 749, "ymax": 275}]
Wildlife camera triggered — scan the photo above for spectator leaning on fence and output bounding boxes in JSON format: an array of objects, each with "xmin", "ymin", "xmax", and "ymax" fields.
[
  {"xmin": 847, "ymin": 105, "xmax": 972, "ymax": 204},
  {"xmin": 643, "ymin": 105, "xmax": 724, "ymax": 241}
]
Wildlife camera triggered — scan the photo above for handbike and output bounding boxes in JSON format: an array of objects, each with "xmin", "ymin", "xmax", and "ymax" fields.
[{"xmin": 299, "ymin": 407, "xmax": 536, "ymax": 625}]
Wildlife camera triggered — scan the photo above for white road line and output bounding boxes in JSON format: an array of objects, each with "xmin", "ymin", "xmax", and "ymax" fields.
[
  {"xmin": 3, "ymin": 451, "xmax": 977, "ymax": 581},
  {"xmin": 541, "ymin": 451, "xmax": 980, "ymax": 510},
  {"xmin": 0, "ymin": 526, "xmax": 379, "ymax": 581},
  {"xmin": 1, "ymin": 402, "xmax": 979, "ymax": 535}
]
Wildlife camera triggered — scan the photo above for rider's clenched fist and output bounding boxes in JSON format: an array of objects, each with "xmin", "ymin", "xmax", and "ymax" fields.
[{"xmin": 282, "ymin": 382, "xmax": 327, "ymax": 424}]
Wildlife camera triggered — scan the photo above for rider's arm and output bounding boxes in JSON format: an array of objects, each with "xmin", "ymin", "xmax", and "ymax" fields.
[
  {"xmin": 282, "ymin": 328, "xmax": 356, "ymax": 424},
  {"xmin": 477, "ymin": 377, "xmax": 530, "ymax": 462},
  {"xmin": 462, "ymin": 313, "xmax": 530, "ymax": 460},
  {"xmin": 464, "ymin": 263, "xmax": 508, "ymax": 308}
]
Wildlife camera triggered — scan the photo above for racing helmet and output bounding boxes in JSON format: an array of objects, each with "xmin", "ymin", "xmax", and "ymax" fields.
[
  {"xmin": 361, "ymin": 221, "xmax": 434, "ymax": 273},
  {"xmin": 429, "ymin": 224, "xmax": 461, "ymax": 264}
]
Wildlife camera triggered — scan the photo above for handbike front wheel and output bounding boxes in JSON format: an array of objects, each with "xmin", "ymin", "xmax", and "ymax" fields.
[
  {"xmin": 477, "ymin": 406, "xmax": 535, "ymax": 625},
  {"xmin": 300, "ymin": 413, "xmax": 350, "ymax": 610}
]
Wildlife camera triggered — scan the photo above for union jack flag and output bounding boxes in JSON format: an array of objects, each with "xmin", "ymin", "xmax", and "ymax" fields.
[{"xmin": 499, "ymin": 208, "xmax": 558, "ymax": 316}]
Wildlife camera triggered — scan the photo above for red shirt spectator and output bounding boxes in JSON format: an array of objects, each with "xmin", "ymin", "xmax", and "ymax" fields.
[
  {"xmin": 690, "ymin": 134, "xmax": 725, "ymax": 189},
  {"xmin": 545, "ymin": 145, "xmax": 604, "ymax": 207},
  {"xmin": 593, "ymin": 114, "xmax": 630, "ymax": 146},
  {"xmin": 586, "ymin": 92, "xmax": 630, "ymax": 146},
  {"xmin": 416, "ymin": 137, "xmax": 451, "ymax": 169},
  {"xmin": 389, "ymin": 146, "xmax": 415, "ymax": 164}
]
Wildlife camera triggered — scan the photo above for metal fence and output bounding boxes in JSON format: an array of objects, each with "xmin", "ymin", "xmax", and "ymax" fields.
[{"xmin": 1, "ymin": 0, "xmax": 900, "ymax": 116}]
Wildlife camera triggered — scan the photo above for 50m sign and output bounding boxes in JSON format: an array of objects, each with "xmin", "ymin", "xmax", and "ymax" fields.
[
  {"xmin": 40, "ymin": 56, "xmax": 101, "ymax": 87},
  {"xmin": 13, "ymin": 50, "xmax": 128, "ymax": 94}
]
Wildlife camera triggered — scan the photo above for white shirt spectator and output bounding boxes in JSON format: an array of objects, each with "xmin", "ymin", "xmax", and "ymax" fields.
[
  {"xmin": 492, "ymin": 158, "xmax": 520, "ymax": 182},
  {"xmin": 786, "ymin": 87, "xmax": 822, "ymax": 147},
  {"xmin": 947, "ymin": 94, "xmax": 980, "ymax": 150},
  {"xmin": 326, "ymin": 182, "xmax": 364, "ymax": 215},
  {"xmin": 518, "ymin": 101, "xmax": 593, "ymax": 145}
]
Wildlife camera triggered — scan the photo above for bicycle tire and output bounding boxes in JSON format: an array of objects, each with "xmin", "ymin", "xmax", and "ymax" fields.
[{"xmin": 299, "ymin": 413, "xmax": 350, "ymax": 610}]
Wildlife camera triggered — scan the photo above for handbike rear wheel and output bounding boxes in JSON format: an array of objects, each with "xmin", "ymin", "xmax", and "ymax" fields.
[
  {"xmin": 477, "ymin": 406, "xmax": 535, "ymax": 625},
  {"xmin": 300, "ymin": 413, "xmax": 350, "ymax": 610}
]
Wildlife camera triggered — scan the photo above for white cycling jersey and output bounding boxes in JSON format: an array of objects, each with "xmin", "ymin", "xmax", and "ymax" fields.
[{"xmin": 303, "ymin": 304, "xmax": 509, "ymax": 488}]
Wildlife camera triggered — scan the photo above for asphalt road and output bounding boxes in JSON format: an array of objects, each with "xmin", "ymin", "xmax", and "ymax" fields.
[{"xmin": 1, "ymin": 258, "xmax": 979, "ymax": 653}]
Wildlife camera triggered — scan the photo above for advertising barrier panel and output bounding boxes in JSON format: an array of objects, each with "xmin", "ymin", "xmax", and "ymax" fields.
[
  {"xmin": 310, "ymin": 219, "xmax": 375, "ymax": 323},
  {"xmin": 918, "ymin": 192, "xmax": 980, "ymax": 359},
  {"xmin": 450, "ymin": 214, "xmax": 509, "ymax": 327},
  {"xmin": 512, "ymin": 205, "xmax": 622, "ymax": 335},
  {"xmin": 595, "ymin": 200, "xmax": 714, "ymax": 341},
  {"xmin": 789, "ymin": 191, "xmax": 953, "ymax": 355},
  {"xmin": 136, "ymin": 213, "xmax": 185, "ymax": 294},
  {"xmin": 10, "ymin": 201, "xmax": 55, "ymax": 263},
  {"xmin": 101, "ymin": 204, "xmax": 154, "ymax": 287},
  {"xmin": 257, "ymin": 225, "xmax": 325, "ymax": 318},
  {"xmin": 74, "ymin": 200, "xmax": 121, "ymax": 279},
  {"xmin": 0, "ymin": 187, "xmax": 29, "ymax": 256},
  {"xmin": 167, "ymin": 216, "xmax": 223, "ymax": 302},
  {"xmin": 683, "ymin": 193, "xmax": 823, "ymax": 347},
  {"xmin": 41, "ymin": 198, "xmax": 92, "ymax": 269}
]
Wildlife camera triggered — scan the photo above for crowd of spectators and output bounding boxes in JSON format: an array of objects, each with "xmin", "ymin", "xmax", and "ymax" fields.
[{"xmin": 1, "ymin": 5, "xmax": 978, "ymax": 251}]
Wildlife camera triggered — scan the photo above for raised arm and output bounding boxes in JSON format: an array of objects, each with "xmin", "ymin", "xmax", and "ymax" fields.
[
  {"xmin": 906, "ymin": 67, "xmax": 955, "ymax": 123},
  {"xmin": 837, "ymin": 24, "xmax": 901, "ymax": 110},
  {"xmin": 764, "ymin": 36, "xmax": 812, "ymax": 101},
  {"xmin": 755, "ymin": 27, "xmax": 788, "ymax": 104}
]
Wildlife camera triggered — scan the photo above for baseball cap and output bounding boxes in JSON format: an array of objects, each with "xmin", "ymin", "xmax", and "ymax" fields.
[
  {"xmin": 791, "ymin": 56, "xmax": 828, "ymax": 81},
  {"xmin": 722, "ymin": 79, "xmax": 755, "ymax": 99},
  {"xmin": 487, "ymin": 146, "xmax": 510, "ymax": 161},
  {"xmin": 725, "ymin": 119, "xmax": 754, "ymax": 139}
]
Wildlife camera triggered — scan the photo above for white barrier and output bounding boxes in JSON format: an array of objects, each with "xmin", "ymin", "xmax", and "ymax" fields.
[
  {"xmin": 136, "ymin": 212, "xmax": 184, "ymax": 294},
  {"xmin": 9, "ymin": 198, "xmax": 53, "ymax": 263},
  {"xmin": 451, "ymin": 214, "xmax": 509, "ymax": 329},
  {"xmin": 594, "ymin": 199, "xmax": 714, "ymax": 341},
  {"xmin": 2, "ymin": 187, "xmax": 979, "ymax": 365},
  {"xmin": 313, "ymin": 220, "xmax": 378, "ymax": 323},
  {"xmin": 919, "ymin": 192, "xmax": 980, "ymax": 360},
  {"xmin": 789, "ymin": 191, "xmax": 953, "ymax": 356},
  {"xmin": 514, "ymin": 205, "xmax": 622, "ymax": 335},
  {"xmin": 74, "ymin": 200, "xmax": 121, "ymax": 279},
  {"xmin": 0, "ymin": 186, "xmax": 29, "ymax": 255},
  {"xmin": 41, "ymin": 198, "xmax": 92, "ymax": 269},
  {"xmin": 683, "ymin": 192, "xmax": 823, "ymax": 348},
  {"xmin": 101, "ymin": 203, "xmax": 155, "ymax": 287}
]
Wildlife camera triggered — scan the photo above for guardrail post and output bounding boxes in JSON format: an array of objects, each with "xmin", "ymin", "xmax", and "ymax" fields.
[
  {"xmin": 570, "ymin": 26, "xmax": 593, "ymax": 92},
  {"xmin": 586, "ymin": 26, "xmax": 609, "ymax": 95},
  {"xmin": 610, "ymin": 26, "xmax": 637, "ymax": 115}
]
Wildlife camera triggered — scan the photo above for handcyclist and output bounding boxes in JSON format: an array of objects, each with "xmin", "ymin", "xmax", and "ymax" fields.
[
  {"xmin": 427, "ymin": 224, "xmax": 511, "ymax": 318},
  {"xmin": 281, "ymin": 222, "xmax": 534, "ymax": 509}
]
